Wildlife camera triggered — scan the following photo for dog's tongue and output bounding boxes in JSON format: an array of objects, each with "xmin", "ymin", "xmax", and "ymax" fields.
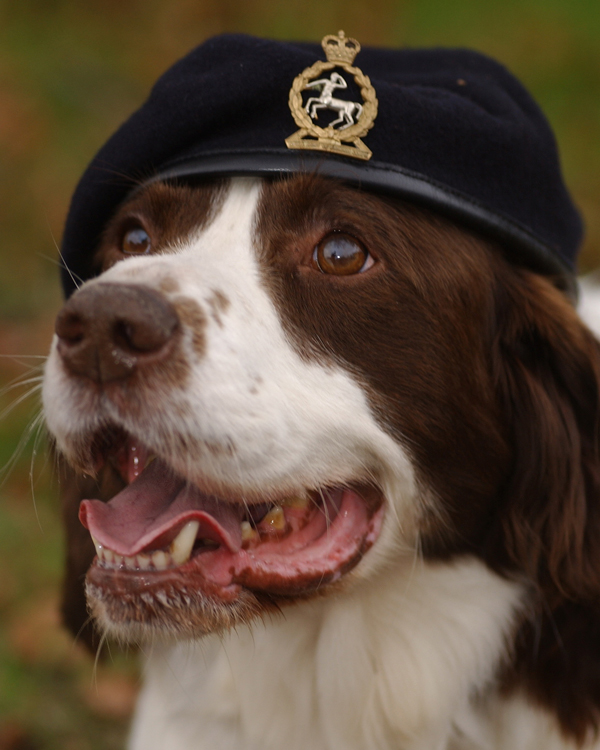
[{"xmin": 79, "ymin": 458, "xmax": 243, "ymax": 556}]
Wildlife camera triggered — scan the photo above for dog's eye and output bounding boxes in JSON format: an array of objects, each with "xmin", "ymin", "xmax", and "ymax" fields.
[
  {"xmin": 313, "ymin": 233, "xmax": 372, "ymax": 275},
  {"xmin": 122, "ymin": 226, "xmax": 151, "ymax": 255}
]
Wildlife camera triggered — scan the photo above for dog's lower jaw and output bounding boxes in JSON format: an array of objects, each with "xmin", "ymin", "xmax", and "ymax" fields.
[
  {"xmin": 86, "ymin": 579, "xmax": 265, "ymax": 643},
  {"xmin": 128, "ymin": 557, "xmax": 526, "ymax": 750}
]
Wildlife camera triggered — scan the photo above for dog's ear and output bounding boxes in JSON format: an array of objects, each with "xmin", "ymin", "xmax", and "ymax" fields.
[
  {"xmin": 492, "ymin": 271, "xmax": 600, "ymax": 601},
  {"xmin": 58, "ymin": 456, "xmax": 125, "ymax": 653}
]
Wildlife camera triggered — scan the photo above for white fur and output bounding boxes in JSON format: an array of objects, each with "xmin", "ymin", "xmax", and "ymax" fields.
[
  {"xmin": 43, "ymin": 179, "xmax": 593, "ymax": 749},
  {"xmin": 131, "ymin": 559, "xmax": 524, "ymax": 750},
  {"xmin": 578, "ymin": 272, "xmax": 600, "ymax": 338}
]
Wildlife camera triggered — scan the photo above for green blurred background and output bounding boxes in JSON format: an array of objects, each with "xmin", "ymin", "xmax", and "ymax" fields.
[{"xmin": 0, "ymin": 0, "xmax": 599, "ymax": 747}]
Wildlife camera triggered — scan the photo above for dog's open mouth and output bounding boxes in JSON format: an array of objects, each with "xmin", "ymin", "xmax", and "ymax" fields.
[{"xmin": 80, "ymin": 433, "xmax": 384, "ymax": 604}]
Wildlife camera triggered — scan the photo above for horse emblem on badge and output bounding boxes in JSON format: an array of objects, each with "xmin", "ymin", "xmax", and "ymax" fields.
[{"xmin": 286, "ymin": 31, "xmax": 378, "ymax": 161}]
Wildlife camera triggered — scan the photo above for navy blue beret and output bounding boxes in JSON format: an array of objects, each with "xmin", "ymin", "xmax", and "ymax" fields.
[{"xmin": 61, "ymin": 33, "xmax": 583, "ymax": 297}]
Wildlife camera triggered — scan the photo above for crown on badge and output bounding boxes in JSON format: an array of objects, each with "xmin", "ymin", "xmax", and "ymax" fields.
[{"xmin": 322, "ymin": 31, "xmax": 361, "ymax": 66}]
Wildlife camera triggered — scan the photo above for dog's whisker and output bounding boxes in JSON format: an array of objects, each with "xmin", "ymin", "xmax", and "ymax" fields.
[
  {"xmin": 37, "ymin": 251, "xmax": 85, "ymax": 287},
  {"xmin": 0, "ymin": 403, "xmax": 45, "ymax": 486},
  {"xmin": 42, "ymin": 220, "xmax": 85, "ymax": 290},
  {"xmin": 92, "ymin": 630, "xmax": 109, "ymax": 684},
  {"xmin": 0, "ymin": 383, "xmax": 43, "ymax": 423},
  {"xmin": 26, "ymin": 411, "xmax": 48, "ymax": 531},
  {"xmin": 0, "ymin": 354, "xmax": 47, "ymax": 361},
  {"xmin": 0, "ymin": 371, "xmax": 44, "ymax": 398},
  {"xmin": 90, "ymin": 161, "xmax": 154, "ymax": 190}
]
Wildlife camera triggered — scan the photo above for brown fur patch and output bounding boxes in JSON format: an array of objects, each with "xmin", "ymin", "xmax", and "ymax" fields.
[
  {"xmin": 256, "ymin": 174, "xmax": 510, "ymax": 553},
  {"xmin": 256, "ymin": 174, "xmax": 600, "ymax": 741},
  {"xmin": 501, "ymin": 601, "xmax": 600, "ymax": 745},
  {"xmin": 206, "ymin": 288, "xmax": 230, "ymax": 327},
  {"xmin": 95, "ymin": 179, "xmax": 226, "ymax": 272},
  {"xmin": 173, "ymin": 296, "xmax": 207, "ymax": 358}
]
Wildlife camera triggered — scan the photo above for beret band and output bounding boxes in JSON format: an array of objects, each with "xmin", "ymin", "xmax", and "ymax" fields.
[
  {"xmin": 60, "ymin": 33, "xmax": 583, "ymax": 298},
  {"xmin": 151, "ymin": 147, "xmax": 572, "ymax": 288}
]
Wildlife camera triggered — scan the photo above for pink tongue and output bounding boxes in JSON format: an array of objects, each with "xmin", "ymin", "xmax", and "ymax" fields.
[{"xmin": 79, "ymin": 458, "xmax": 243, "ymax": 556}]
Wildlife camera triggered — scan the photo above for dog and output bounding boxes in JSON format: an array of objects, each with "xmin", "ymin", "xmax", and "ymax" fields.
[
  {"xmin": 42, "ymin": 171, "xmax": 600, "ymax": 750},
  {"xmin": 41, "ymin": 32, "xmax": 600, "ymax": 750}
]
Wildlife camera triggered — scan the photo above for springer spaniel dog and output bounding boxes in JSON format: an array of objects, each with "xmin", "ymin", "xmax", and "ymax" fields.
[
  {"xmin": 41, "ymin": 31, "xmax": 600, "ymax": 750},
  {"xmin": 44, "ymin": 173, "xmax": 600, "ymax": 750}
]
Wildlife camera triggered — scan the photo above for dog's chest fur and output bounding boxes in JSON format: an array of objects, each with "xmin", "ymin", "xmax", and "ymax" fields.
[
  {"xmin": 131, "ymin": 560, "xmax": 528, "ymax": 750},
  {"xmin": 44, "ymin": 176, "xmax": 600, "ymax": 749}
]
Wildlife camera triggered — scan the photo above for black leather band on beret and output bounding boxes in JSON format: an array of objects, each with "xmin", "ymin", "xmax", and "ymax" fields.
[
  {"xmin": 150, "ymin": 148, "xmax": 575, "ymax": 291},
  {"xmin": 60, "ymin": 34, "xmax": 583, "ymax": 299}
]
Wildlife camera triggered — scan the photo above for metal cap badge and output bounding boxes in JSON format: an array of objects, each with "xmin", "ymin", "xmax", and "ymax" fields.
[{"xmin": 285, "ymin": 31, "xmax": 378, "ymax": 160}]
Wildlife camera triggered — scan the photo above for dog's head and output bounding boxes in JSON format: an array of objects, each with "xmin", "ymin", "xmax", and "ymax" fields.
[
  {"xmin": 44, "ymin": 34, "xmax": 595, "ymax": 649},
  {"xmin": 45, "ymin": 173, "xmax": 600, "ymax": 648}
]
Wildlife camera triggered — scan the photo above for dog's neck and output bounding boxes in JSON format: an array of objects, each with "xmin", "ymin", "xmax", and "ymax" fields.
[{"xmin": 130, "ymin": 557, "xmax": 524, "ymax": 750}]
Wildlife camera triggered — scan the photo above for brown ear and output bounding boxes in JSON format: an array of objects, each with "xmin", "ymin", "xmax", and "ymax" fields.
[
  {"xmin": 58, "ymin": 456, "xmax": 125, "ymax": 653},
  {"xmin": 492, "ymin": 271, "xmax": 600, "ymax": 601}
]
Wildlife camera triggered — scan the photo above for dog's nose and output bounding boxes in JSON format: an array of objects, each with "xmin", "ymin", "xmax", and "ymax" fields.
[{"xmin": 55, "ymin": 283, "xmax": 180, "ymax": 383}]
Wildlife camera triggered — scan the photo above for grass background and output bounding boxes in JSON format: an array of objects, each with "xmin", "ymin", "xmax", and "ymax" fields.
[{"xmin": 0, "ymin": 0, "xmax": 599, "ymax": 746}]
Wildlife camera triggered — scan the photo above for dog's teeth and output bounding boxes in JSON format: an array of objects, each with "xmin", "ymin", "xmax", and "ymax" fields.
[
  {"xmin": 260, "ymin": 506, "xmax": 286, "ymax": 532},
  {"xmin": 281, "ymin": 493, "xmax": 310, "ymax": 510},
  {"xmin": 91, "ymin": 536, "xmax": 115, "ymax": 564},
  {"xmin": 91, "ymin": 520, "xmax": 200, "ymax": 571},
  {"xmin": 241, "ymin": 520, "xmax": 258, "ymax": 542},
  {"xmin": 170, "ymin": 521, "xmax": 200, "ymax": 565},
  {"xmin": 152, "ymin": 550, "xmax": 169, "ymax": 570},
  {"xmin": 91, "ymin": 536, "xmax": 102, "ymax": 558}
]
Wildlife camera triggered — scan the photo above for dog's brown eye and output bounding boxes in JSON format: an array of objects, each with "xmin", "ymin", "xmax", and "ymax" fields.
[
  {"xmin": 122, "ymin": 227, "xmax": 151, "ymax": 255},
  {"xmin": 314, "ymin": 233, "xmax": 371, "ymax": 275}
]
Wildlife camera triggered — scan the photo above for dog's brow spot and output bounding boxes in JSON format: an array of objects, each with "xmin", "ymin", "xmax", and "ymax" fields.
[
  {"xmin": 249, "ymin": 374, "xmax": 262, "ymax": 395},
  {"xmin": 158, "ymin": 277, "xmax": 180, "ymax": 294},
  {"xmin": 173, "ymin": 296, "xmax": 207, "ymax": 357},
  {"xmin": 206, "ymin": 289, "xmax": 230, "ymax": 328}
]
